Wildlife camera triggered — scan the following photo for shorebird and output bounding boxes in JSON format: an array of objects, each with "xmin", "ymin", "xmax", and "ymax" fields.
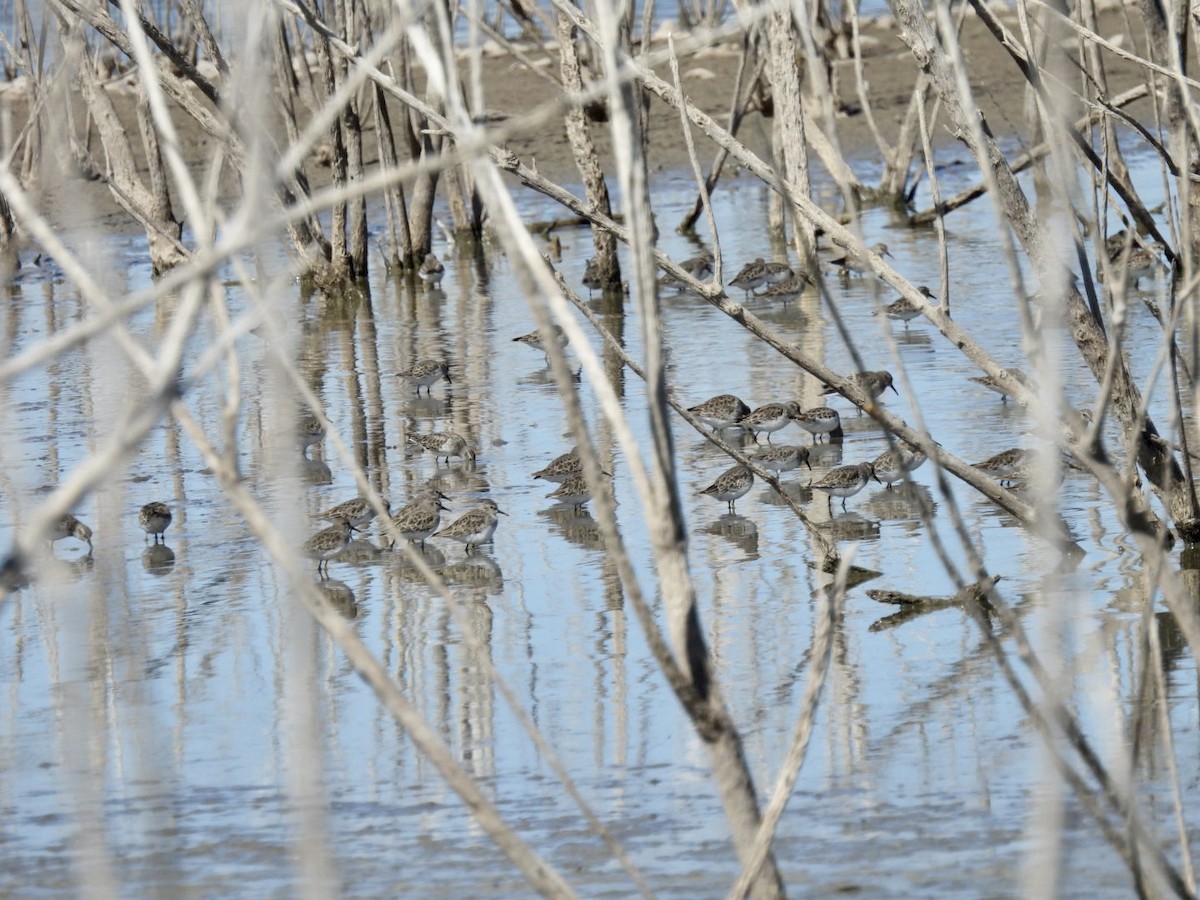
[
  {"xmin": 303, "ymin": 518, "xmax": 354, "ymax": 577},
  {"xmin": 821, "ymin": 371, "xmax": 897, "ymax": 412},
  {"xmin": 879, "ymin": 285, "xmax": 936, "ymax": 327},
  {"xmin": 138, "ymin": 501, "xmax": 172, "ymax": 544},
  {"xmin": 737, "ymin": 401, "xmax": 801, "ymax": 444},
  {"xmin": 417, "ymin": 252, "xmax": 445, "ymax": 287},
  {"xmin": 792, "ymin": 407, "xmax": 843, "ymax": 443},
  {"xmin": 730, "ymin": 258, "xmax": 794, "ymax": 295},
  {"xmin": 700, "ymin": 465, "xmax": 754, "ymax": 514},
  {"xmin": 316, "ymin": 496, "xmax": 390, "ymax": 530},
  {"xmin": 49, "ymin": 513, "xmax": 93, "ymax": 553},
  {"xmin": 870, "ymin": 444, "xmax": 927, "ymax": 489},
  {"xmin": 750, "ymin": 444, "xmax": 812, "ymax": 477},
  {"xmin": 811, "ymin": 462, "xmax": 878, "ymax": 511},
  {"xmin": 387, "ymin": 491, "xmax": 448, "ymax": 549},
  {"xmin": 408, "ymin": 431, "xmax": 476, "ymax": 465},
  {"xmin": 969, "ymin": 368, "xmax": 1032, "ymax": 404},
  {"xmin": 688, "ymin": 394, "xmax": 751, "ymax": 432},
  {"xmin": 433, "ymin": 499, "xmax": 506, "ymax": 553},
  {"xmin": 830, "ymin": 241, "xmax": 892, "ymax": 277},
  {"xmin": 396, "ymin": 360, "xmax": 451, "ymax": 395},
  {"xmin": 533, "ymin": 448, "xmax": 583, "ymax": 483}
]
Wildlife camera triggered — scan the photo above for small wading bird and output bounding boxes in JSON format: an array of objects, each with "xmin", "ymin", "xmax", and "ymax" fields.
[
  {"xmin": 396, "ymin": 359, "xmax": 451, "ymax": 395},
  {"xmin": 49, "ymin": 513, "xmax": 93, "ymax": 553},
  {"xmin": 700, "ymin": 465, "xmax": 754, "ymax": 514},
  {"xmin": 737, "ymin": 401, "xmax": 801, "ymax": 444},
  {"xmin": 687, "ymin": 394, "xmax": 751, "ymax": 433},
  {"xmin": 138, "ymin": 501, "xmax": 172, "ymax": 543},
  {"xmin": 387, "ymin": 490, "xmax": 448, "ymax": 550},
  {"xmin": 433, "ymin": 499, "xmax": 506, "ymax": 553},
  {"xmin": 730, "ymin": 258, "xmax": 794, "ymax": 296},
  {"xmin": 408, "ymin": 431, "xmax": 476, "ymax": 465},
  {"xmin": 811, "ymin": 462, "xmax": 878, "ymax": 512},
  {"xmin": 316, "ymin": 496, "xmax": 390, "ymax": 530},
  {"xmin": 878, "ymin": 285, "xmax": 936, "ymax": 328},
  {"xmin": 417, "ymin": 252, "xmax": 445, "ymax": 287},
  {"xmin": 830, "ymin": 241, "xmax": 892, "ymax": 277},
  {"xmin": 303, "ymin": 518, "xmax": 354, "ymax": 578}
]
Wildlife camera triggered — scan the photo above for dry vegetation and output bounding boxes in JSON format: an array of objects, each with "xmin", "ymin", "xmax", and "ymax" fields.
[{"xmin": 3, "ymin": 0, "xmax": 1200, "ymax": 895}]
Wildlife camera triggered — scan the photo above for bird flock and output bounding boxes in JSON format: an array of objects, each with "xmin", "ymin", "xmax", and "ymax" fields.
[{"xmin": 36, "ymin": 230, "xmax": 1143, "ymax": 582}]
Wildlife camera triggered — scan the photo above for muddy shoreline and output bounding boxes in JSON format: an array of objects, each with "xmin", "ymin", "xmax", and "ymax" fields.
[{"xmin": 0, "ymin": 6, "xmax": 1153, "ymax": 236}]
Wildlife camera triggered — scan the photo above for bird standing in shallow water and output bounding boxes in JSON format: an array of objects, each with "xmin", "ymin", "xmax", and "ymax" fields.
[
  {"xmin": 830, "ymin": 242, "xmax": 892, "ymax": 277},
  {"xmin": 408, "ymin": 431, "xmax": 475, "ymax": 464},
  {"xmin": 870, "ymin": 445, "xmax": 927, "ymax": 489},
  {"xmin": 750, "ymin": 444, "xmax": 811, "ymax": 477},
  {"xmin": 397, "ymin": 360, "xmax": 451, "ymax": 395},
  {"xmin": 730, "ymin": 258, "xmax": 793, "ymax": 296},
  {"xmin": 737, "ymin": 401, "xmax": 801, "ymax": 444},
  {"xmin": 688, "ymin": 394, "xmax": 751, "ymax": 433},
  {"xmin": 303, "ymin": 518, "xmax": 354, "ymax": 577},
  {"xmin": 532, "ymin": 448, "xmax": 583, "ymax": 483},
  {"xmin": 417, "ymin": 252, "xmax": 445, "ymax": 287},
  {"xmin": 969, "ymin": 368, "xmax": 1032, "ymax": 404},
  {"xmin": 49, "ymin": 513, "xmax": 93, "ymax": 553},
  {"xmin": 822, "ymin": 371, "xmax": 897, "ymax": 414},
  {"xmin": 316, "ymin": 496, "xmax": 390, "ymax": 530},
  {"xmin": 433, "ymin": 499, "xmax": 506, "ymax": 552},
  {"xmin": 138, "ymin": 502, "xmax": 172, "ymax": 543},
  {"xmin": 700, "ymin": 465, "xmax": 754, "ymax": 514},
  {"xmin": 792, "ymin": 407, "xmax": 842, "ymax": 443},
  {"xmin": 879, "ymin": 285, "xmax": 936, "ymax": 328},
  {"xmin": 811, "ymin": 462, "xmax": 878, "ymax": 512},
  {"xmin": 388, "ymin": 491, "xmax": 448, "ymax": 549}
]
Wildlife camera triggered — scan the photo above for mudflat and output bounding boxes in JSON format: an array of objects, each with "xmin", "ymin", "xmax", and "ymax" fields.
[{"xmin": 0, "ymin": 5, "xmax": 1154, "ymax": 232}]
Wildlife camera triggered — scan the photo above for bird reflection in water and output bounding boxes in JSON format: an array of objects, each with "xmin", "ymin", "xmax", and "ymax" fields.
[
  {"xmin": 318, "ymin": 579, "xmax": 358, "ymax": 619},
  {"xmin": 703, "ymin": 514, "xmax": 759, "ymax": 558},
  {"xmin": 142, "ymin": 542, "xmax": 176, "ymax": 574}
]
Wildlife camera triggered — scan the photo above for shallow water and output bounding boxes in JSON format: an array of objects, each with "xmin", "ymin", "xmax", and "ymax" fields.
[{"xmin": 1, "ymin": 145, "xmax": 1197, "ymax": 897}]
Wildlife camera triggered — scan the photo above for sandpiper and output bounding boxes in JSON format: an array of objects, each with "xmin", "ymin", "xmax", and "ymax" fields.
[
  {"xmin": 546, "ymin": 473, "xmax": 597, "ymax": 512},
  {"xmin": 582, "ymin": 257, "xmax": 603, "ymax": 296},
  {"xmin": 408, "ymin": 431, "xmax": 476, "ymax": 465},
  {"xmin": 750, "ymin": 444, "xmax": 812, "ymax": 476},
  {"xmin": 513, "ymin": 324, "xmax": 566, "ymax": 364},
  {"xmin": 757, "ymin": 273, "xmax": 812, "ymax": 304},
  {"xmin": 1102, "ymin": 231, "xmax": 1163, "ymax": 286},
  {"xmin": 316, "ymin": 496, "xmax": 390, "ymax": 530},
  {"xmin": 700, "ymin": 464, "xmax": 754, "ymax": 513},
  {"xmin": 969, "ymin": 368, "xmax": 1032, "ymax": 404},
  {"xmin": 880, "ymin": 285, "xmax": 936, "ymax": 327},
  {"xmin": 49, "ymin": 513, "xmax": 93, "ymax": 553},
  {"xmin": 830, "ymin": 241, "xmax": 892, "ymax": 277},
  {"xmin": 417, "ymin": 252, "xmax": 445, "ymax": 287},
  {"xmin": 971, "ymin": 447, "xmax": 1034, "ymax": 486},
  {"xmin": 387, "ymin": 491, "xmax": 447, "ymax": 549},
  {"xmin": 433, "ymin": 499, "xmax": 506, "ymax": 552},
  {"xmin": 737, "ymin": 401, "xmax": 801, "ymax": 443},
  {"xmin": 532, "ymin": 448, "xmax": 583, "ymax": 483},
  {"xmin": 688, "ymin": 393, "xmax": 751, "ymax": 432},
  {"xmin": 811, "ymin": 462, "xmax": 877, "ymax": 511},
  {"xmin": 730, "ymin": 258, "xmax": 793, "ymax": 295},
  {"xmin": 870, "ymin": 444, "xmax": 927, "ymax": 489},
  {"xmin": 821, "ymin": 370, "xmax": 897, "ymax": 408},
  {"xmin": 138, "ymin": 501, "xmax": 172, "ymax": 543},
  {"xmin": 396, "ymin": 359, "xmax": 451, "ymax": 395},
  {"xmin": 661, "ymin": 250, "xmax": 715, "ymax": 285},
  {"xmin": 303, "ymin": 518, "xmax": 354, "ymax": 577},
  {"xmin": 792, "ymin": 407, "xmax": 843, "ymax": 443},
  {"xmin": 296, "ymin": 414, "xmax": 325, "ymax": 452}
]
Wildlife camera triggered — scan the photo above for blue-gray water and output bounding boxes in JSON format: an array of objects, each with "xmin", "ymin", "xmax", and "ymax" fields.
[{"xmin": 0, "ymin": 142, "xmax": 1194, "ymax": 897}]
